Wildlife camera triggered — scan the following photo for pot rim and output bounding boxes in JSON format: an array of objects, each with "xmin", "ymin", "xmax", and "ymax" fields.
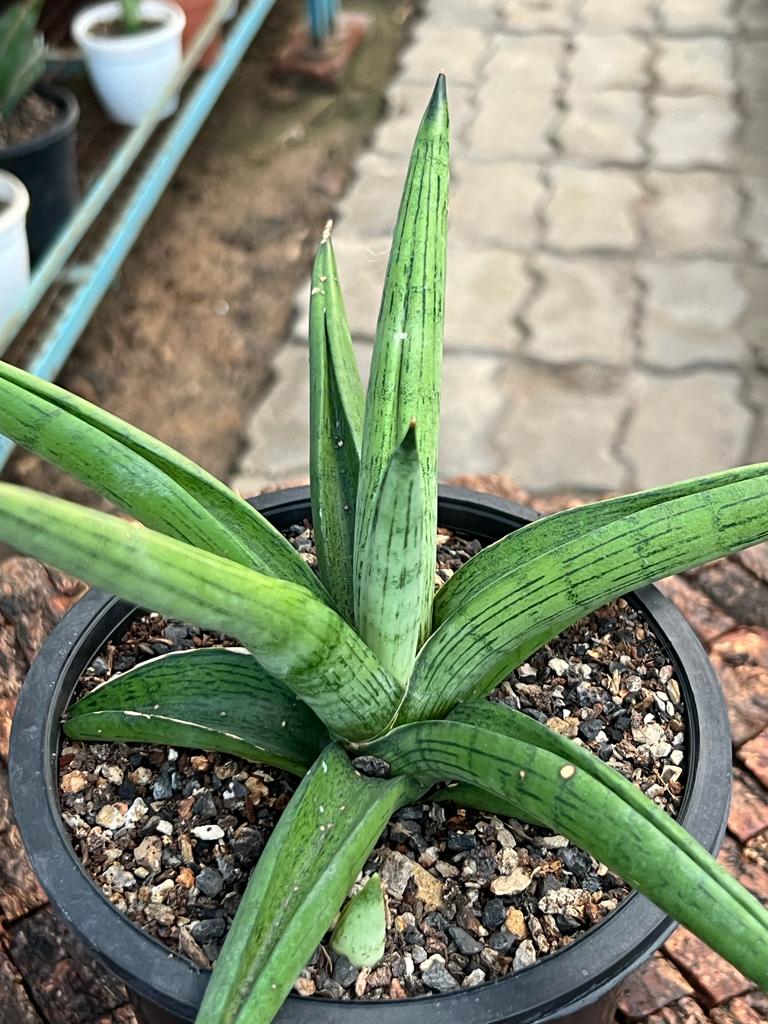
[
  {"xmin": 9, "ymin": 485, "xmax": 733, "ymax": 1024},
  {"xmin": 0, "ymin": 170, "xmax": 29, "ymax": 234},
  {"xmin": 0, "ymin": 86, "xmax": 80, "ymax": 162},
  {"xmin": 72, "ymin": 0, "xmax": 186, "ymax": 53}
]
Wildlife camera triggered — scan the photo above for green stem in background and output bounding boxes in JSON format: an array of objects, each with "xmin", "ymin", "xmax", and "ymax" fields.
[{"xmin": 121, "ymin": 0, "xmax": 143, "ymax": 32}]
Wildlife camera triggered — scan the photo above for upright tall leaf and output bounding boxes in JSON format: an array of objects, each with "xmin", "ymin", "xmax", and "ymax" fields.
[
  {"xmin": 354, "ymin": 74, "xmax": 449, "ymax": 646},
  {"xmin": 0, "ymin": 361, "xmax": 321, "ymax": 596},
  {"xmin": 309, "ymin": 226, "xmax": 365, "ymax": 622},
  {"xmin": 0, "ymin": 484, "xmax": 403, "ymax": 742},
  {"xmin": 197, "ymin": 744, "xmax": 421, "ymax": 1024},
  {"xmin": 356, "ymin": 422, "xmax": 425, "ymax": 682},
  {"xmin": 369, "ymin": 716, "xmax": 768, "ymax": 990},
  {"xmin": 0, "ymin": 0, "xmax": 44, "ymax": 118},
  {"xmin": 65, "ymin": 648, "xmax": 329, "ymax": 774},
  {"xmin": 401, "ymin": 469, "xmax": 768, "ymax": 723}
]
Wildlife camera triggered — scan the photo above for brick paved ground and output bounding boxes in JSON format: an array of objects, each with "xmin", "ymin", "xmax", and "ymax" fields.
[
  {"xmin": 232, "ymin": 0, "xmax": 768, "ymax": 497},
  {"xmin": 1, "ymin": 475, "xmax": 768, "ymax": 1022}
]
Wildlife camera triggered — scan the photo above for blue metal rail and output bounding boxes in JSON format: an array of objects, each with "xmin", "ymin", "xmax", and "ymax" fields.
[
  {"xmin": 0, "ymin": 0, "xmax": 309, "ymax": 471},
  {"xmin": 307, "ymin": 0, "xmax": 339, "ymax": 44}
]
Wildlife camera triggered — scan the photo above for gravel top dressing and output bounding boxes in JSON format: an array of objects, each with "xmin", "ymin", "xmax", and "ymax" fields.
[{"xmin": 59, "ymin": 526, "xmax": 687, "ymax": 1001}]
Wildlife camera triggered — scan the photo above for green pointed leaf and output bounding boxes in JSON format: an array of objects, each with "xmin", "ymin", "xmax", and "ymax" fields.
[
  {"xmin": 0, "ymin": 0, "xmax": 45, "ymax": 118},
  {"xmin": 309, "ymin": 227, "xmax": 365, "ymax": 623},
  {"xmin": 368, "ymin": 713, "xmax": 768, "ymax": 991},
  {"xmin": 64, "ymin": 647, "xmax": 329, "ymax": 774},
  {"xmin": 435, "ymin": 462, "xmax": 768, "ymax": 625},
  {"xmin": 431, "ymin": 781, "xmax": 546, "ymax": 826},
  {"xmin": 197, "ymin": 744, "xmax": 421, "ymax": 1024},
  {"xmin": 0, "ymin": 484, "xmax": 403, "ymax": 742},
  {"xmin": 401, "ymin": 467, "xmax": 768, "ymax": 723},
  {"xmin": 330, "ymin": 873, "xmax": 386, "ymax": 968},
  {"xmin": 0, "ymin": 361, "xmax": 321, "ymax": 596},
  {"xmin": 354, "ymin": 75, "xmax": 449, "ymax": 647},
  {"xmin": 356, "ymin": 422, "xmax": 425, "ymax": 683},
  {"xmin": 120, "ymin": 0, "xmax": 142, "ymax": 31}
]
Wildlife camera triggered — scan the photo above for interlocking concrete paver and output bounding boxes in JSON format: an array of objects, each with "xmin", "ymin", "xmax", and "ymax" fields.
[
  {"xmin": 570, "ymin": 33, "xmax": 650, "ymax": 91},
  {"xmin": 558, "ymin": 90, "xmax": 645, "ymax": 164},
  {"xmin": 622, "ymin": 370, "xmax": 751, "ymax": 488},
  {"xmin": 658, "ymin": 0, "xmax": 734, "ymax": 35},
  {"xmin": 237, "ymin": 0, "xmax": 768, "ymax": 499},
  {"xmin": 526, "ymin": 255, "xmax": 636, "ymax": 365},
  {"xmin": 545, "ymin": 166, "xmax": 643, "ymax": 251},
  {"xmin": 578, "ymin": 0, "xmax": 653, "ymax": 33},
  {"xmin": 644, "ymin": 171, "xmax": 742, "ymax": 257},
  {"xmin": 656, "ymin": 37, "xmax": 734, "ymax": 95},
  {"xmin": 451, "ymin": 162, "xmax": 543, "ymax": 249},
  {"xmin": 639, "ymin": 260, "xmax": 747, "ymax": 368},
  {"xmin": 650, "ymin": 94, "xmax": 737, "ymax": 168}
]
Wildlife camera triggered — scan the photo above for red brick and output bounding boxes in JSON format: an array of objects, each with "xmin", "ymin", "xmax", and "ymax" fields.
[
  {"xmin": 717, "ymin": 835, "xmax": 768, "ymax": 903},
  {"xmin": 728, "ymin": 768, "xmax": 768, "ymax": 843},
  {"xmin": 0, "ymin": 942, "xmax": 42, "ymax": 1022},
  {"xmin": 688, "ymin": 560, "xmax": 768, "ymax": 631},
  {"xmin": 644, "ymin": 995, "xmax": 710, "ymax": 1023},
  {"xmin": 656, "ymin": 576, "xmax": 737, "ymax": 645},
  {"xmin": 709, "ymin": 629, "xmax": 768, "ymax": 745},
  {"xmin": 663, "ymin": 928, "xmax": 752, "ymax": 1006},
  {"xmin": 447, "ymin": 474, "xmax": 533, "ymax": 508},
  {"xmin": 617, "ymin": 953, "xmax": 693, "ymax": 1019},
  {"xmin": 735, "ymin": 544, "xmax": 768, "ymax": 585},
  {"xmin": 738, "ymin": 728, "xmax": 768, "ymax": 790},
  {"xmin": 272, "ymin": 12, "xmax": 371, "ymax": 85},
  {"xmin": 0, "ymin": 763, "xmax": 46, "ymax": 922},
  {"xmin": 710, "ymin": 994, "xmax": 767, "ymax": 1024}
]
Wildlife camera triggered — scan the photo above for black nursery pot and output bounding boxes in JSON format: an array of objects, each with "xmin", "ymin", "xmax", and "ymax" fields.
[
  {"xmin": 0, "ymin": 86, "xmax": 80, "ymax": 263},
  {"xmin": 10, "ymin": 486, "xmax": 733, "ymax": 1024}
]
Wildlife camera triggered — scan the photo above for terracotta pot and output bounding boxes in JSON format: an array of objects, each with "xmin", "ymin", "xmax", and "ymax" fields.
[{"xmin": 178, "ymin": 0, "xmax": 221, "ymax": 69}]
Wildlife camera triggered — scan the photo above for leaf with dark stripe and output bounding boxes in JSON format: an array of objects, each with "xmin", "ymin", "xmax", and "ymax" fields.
[
  {"xmin": 435, "ymin": 462, "xmax": 768, "ymax": 625},
  {"xmin": 0, "ymin": 361, "xmax": 320, "ymax": 595},
  {"xmin": 431, "ymin": 781, "xmax": 546, "ymax": 825},
  {"xmin": 0, "ymin": 0, "xmax": 44, "ymax": 117},
  {"xmin": 64, "ymin": 647, "xmax": 329, "ymax": 774},
  {"xmin": 197, "ymin": 743, "xmax": 422, "ymax": 1024},
  {"xmin": 356, "ymin": 422, "xmax": 426, "ymax": 683},
  {"xmin": 368, "ymin": 714, "xmax": 768, "ymax": 990},
  {"xmin": 400, "ymin": 470, "xmax": 768, "ymax": 723},
  {"xmin": 0, "ymin": 484, "xmax": 403, "ymax": 742},
  {"xmin": 309, "ymin": 227, "xmax": 365, "ymax": 623},
  {"xmin": 354, "ymin": 74, "xmax": 449, "ymax": 647}
]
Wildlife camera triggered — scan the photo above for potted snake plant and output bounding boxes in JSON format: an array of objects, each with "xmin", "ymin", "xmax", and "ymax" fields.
[
  {"xmin": 4, "ymin": 77, "xmax": 768, "ymax": 1024},
  {"xmin": 0, "ymin": 0, "xmax": 79, "ymax": 262}
]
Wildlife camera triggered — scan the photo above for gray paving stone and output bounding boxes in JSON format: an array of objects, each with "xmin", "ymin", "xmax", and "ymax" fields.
[
  {"xmin": 439, "ymin": 353, "xmax": 516, "ymax": 478},
  {"xmin": 545, "ymin": 166, "xmax": 643, "ymax": 251},
  {"xmin": 737, "ymin": 41, "xmax": 768, "ymax": 102},
  {"xmin": 397, "ymin": 23, "xmax": 491, "ymax": 87},
  {"xmin": 622, "ymin": 370, "xmax": 751, "ymax": 488},
  {"xmin": 741, "ymin": 267, "xmax": 768, "ymax": 369},
  {"xmin": 739, "ymin": 0, "xmax": 768, "ymax": 35},
  {"xmin": 372, "ymin": 81, "xmax": 475, "ymax": 157},
  {"xmin": 498, "ymin": 0, "xmax": 574, "ymax": 33},
  {"xmin": 739, "ymin": 100, "xmax": 768, "ymax": 175},
  {"xmin": 467, "ymin": 85, "xmax": 556, "ymax": 160},
  {"xmin": 578, "ymin": 0, "xmax": 653, "ymax": 33},
  {"xmin": 658, "ymin": 0, "xmax": 734, "ymax": 34},
  {"xmin": 526, "ymin": 256, "xmax": 636, "ymax": 366},
  {"xmin": 745, "ymin": 177, "xmax": 768, "ymax": 262},
  {"xmin": 656, "ymin": 37, "xmax": 734, "ymax": 95},
  {"xmin": 335, "ymin": 153, "xmax": 406, "ymax": 238},
  {"xmin": 558, "ymin": 90, "xmax": 645, "ymax": 164},
  {"xmin": 422, "ymin": 0, "xmax": 500, "ymax": 30},
  {"xmin": 644, "ymin": 171, "xmax": 742, "ymax": 257},
  {"xmin": 451, "ymin": 162, "xmax": 544, "ymax": 249},
  {"xmin": 649, "ymin": 94, "xmax": 737, "ymax": 168},
  {"xmin": 443, "ymin": 248, "xmax": 529, "ymax": 352},
  {"xmin": 570, "ymin": 33, "xmax": 649, "ymax": 91},
  {"xmin": 492, "ymin": 362, "xmax": 628, "ymax": 491},
  {"xmin": 746, "ymin": 374, "xmax": 768, "ymax": 464},
  {"xmin": 485, "ymin": 34, "xmax": 565, "ymax": 91},
  {"xmin": 639, "ymin": 261, "xmax": 748, "ymax": 368}
]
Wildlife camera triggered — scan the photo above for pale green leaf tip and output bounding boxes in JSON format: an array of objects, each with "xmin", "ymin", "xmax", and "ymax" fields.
[{"xmin": 329, "ymin": 873, "xmax": 386, "ymax": 969}]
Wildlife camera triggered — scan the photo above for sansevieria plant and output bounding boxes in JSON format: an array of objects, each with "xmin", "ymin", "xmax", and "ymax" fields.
[
  {"xmin": 1, "ymin": 77, "xmax": 768, "ymax": 1022},
  {"xmin": 0, "ymin": 0, "xmax": 45, "ymax": 121}
]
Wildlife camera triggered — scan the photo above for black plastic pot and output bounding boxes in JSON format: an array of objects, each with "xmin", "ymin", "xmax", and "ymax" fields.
[
  {"xmin": 10, "ymin": 486, "xmax": 733, "ymax": 1024},
  {"xmin": 0, "ymin": 85, "xmax": 80, "ymax": 263}
]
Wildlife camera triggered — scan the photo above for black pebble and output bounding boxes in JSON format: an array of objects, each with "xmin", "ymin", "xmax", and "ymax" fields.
[{"xmin": 482, "ymin": 898, "xmax": 506, "ymax": 930}]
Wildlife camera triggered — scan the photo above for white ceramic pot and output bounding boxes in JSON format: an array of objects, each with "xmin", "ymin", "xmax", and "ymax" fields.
[
  {"xmin": 72, "ymin": 1, "xmax": 186, "ymax": 127},
  {"xmin": 0, "ymin": 171, "xmax": 30, "ymax": 329}
]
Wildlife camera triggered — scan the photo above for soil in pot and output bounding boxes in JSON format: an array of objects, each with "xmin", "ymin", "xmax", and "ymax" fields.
[
  {"xmin": 58, "ymin": 527, "xmax": 687, "ymax": 1002},
  {"xmin": 0, "ymin": 92, "xmax": 61, "ymax": 148},
  {"xmin": 90, "ymin": 18, "xmax": 166, "ymax": 37}
]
